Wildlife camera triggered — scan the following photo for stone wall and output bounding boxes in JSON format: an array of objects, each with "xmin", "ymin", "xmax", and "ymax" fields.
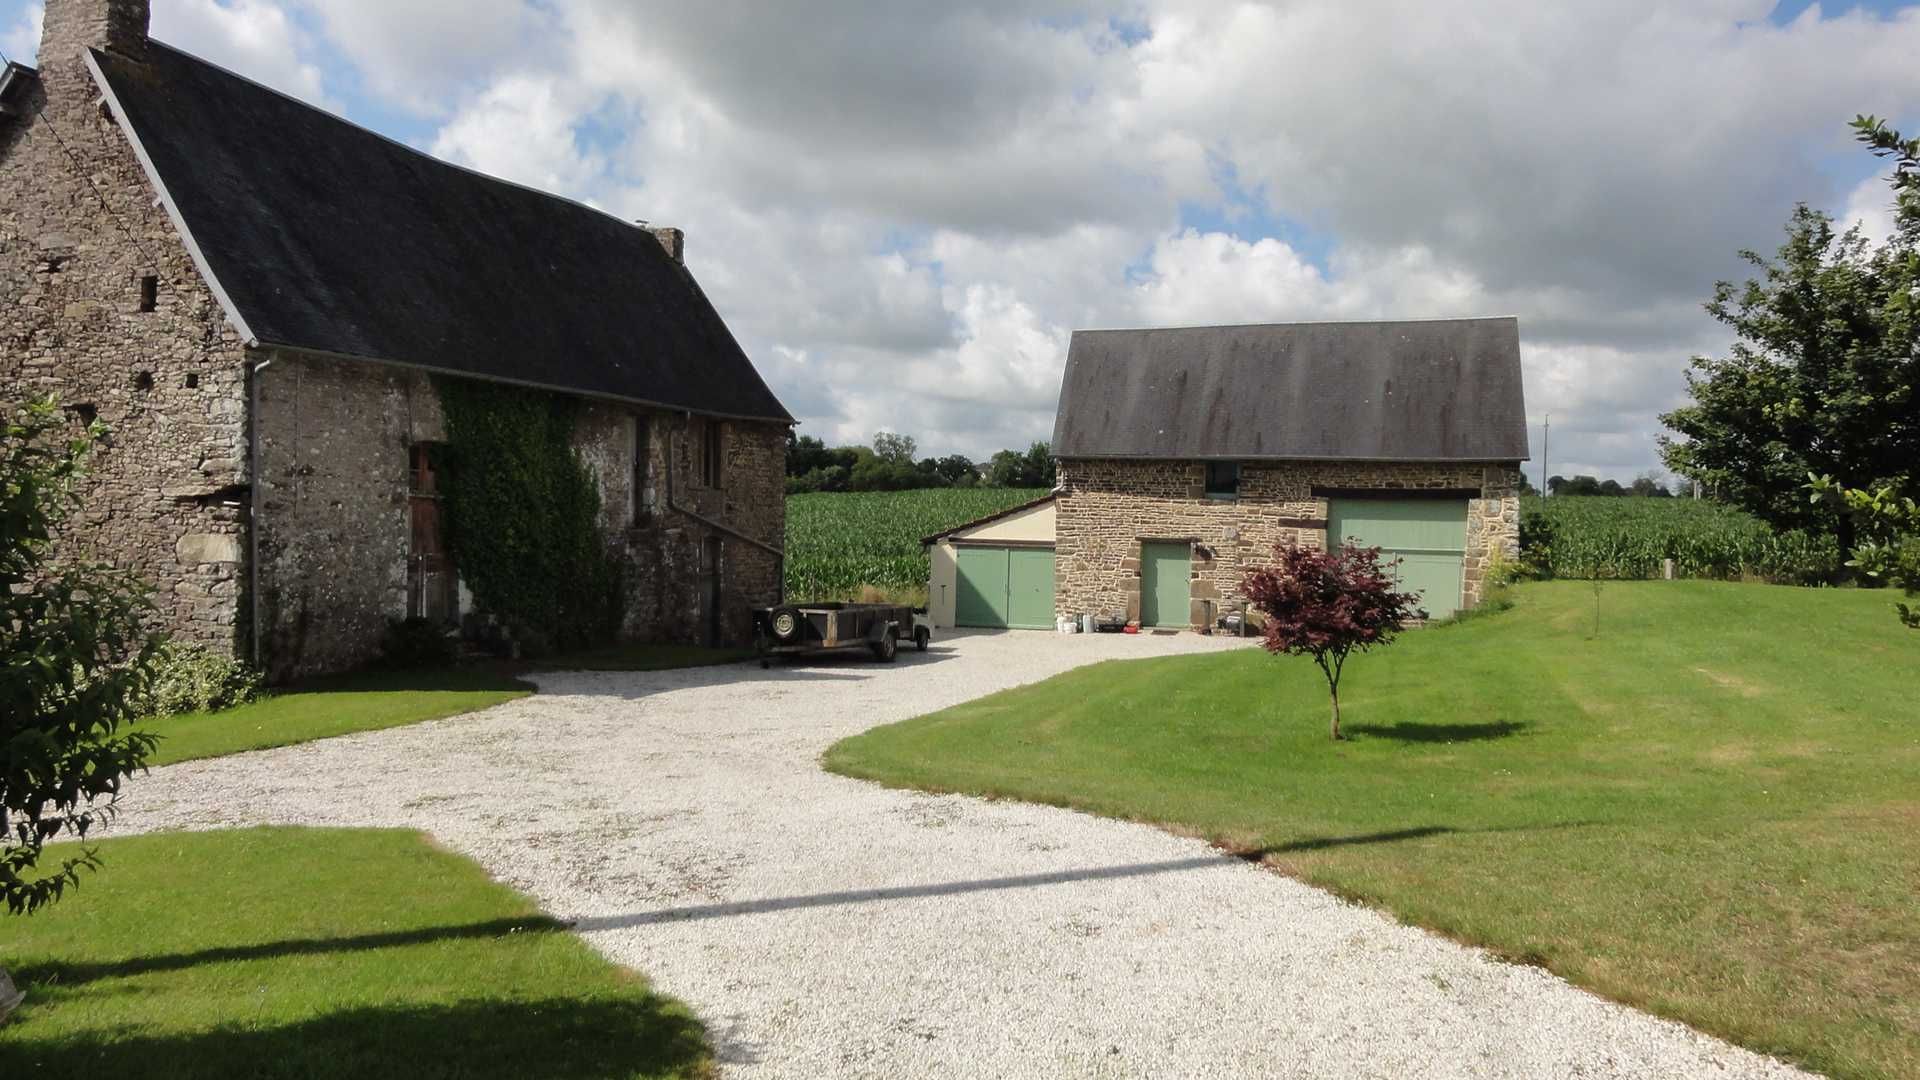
[
  {"xmin": 1055, "ymin": 458, "xmax": 1522, "ymax": 629},
  {"xmin": 623, "ymin": 416, "xmax": 787, "ymax": 646},
  {"xmin": 250, "ymin": 351, "xmax": 434, "ymax": 679},
  {"xmin": 1, "ymin": 3, "xmax": 251, "ymax": 654},
  {"xmin": 253, "ymin": 352, "xmax": 788, "ymax": 676}
]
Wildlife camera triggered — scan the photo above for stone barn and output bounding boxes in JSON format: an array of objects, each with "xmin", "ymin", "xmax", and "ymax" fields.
[
  {"xmin": 2, "ymin": 0, "xmax": 792, "ymax": 679},
  {"xmin": 924, "ymin": 317, "xmax": 1527, "ymax": 630}
]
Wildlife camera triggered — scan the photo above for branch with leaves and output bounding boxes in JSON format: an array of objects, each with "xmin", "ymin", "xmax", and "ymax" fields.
[{"xmin": 2, "ymin": 397, "xmax": 161, "ymax": 916}]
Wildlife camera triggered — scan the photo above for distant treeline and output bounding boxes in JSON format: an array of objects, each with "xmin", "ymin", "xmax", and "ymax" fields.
[
  {"xmin": 787, "ymin": 431, "xmax": 1055, "ymax": 494},
  {"xmin": 1543, "ymin": 474, "xmax": 1692, "ymax": 498}
]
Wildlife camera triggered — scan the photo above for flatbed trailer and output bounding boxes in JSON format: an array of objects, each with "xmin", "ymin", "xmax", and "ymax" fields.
[{"xmin": 751, "ymin": 602, "xmax": 932, "ymax": 668}]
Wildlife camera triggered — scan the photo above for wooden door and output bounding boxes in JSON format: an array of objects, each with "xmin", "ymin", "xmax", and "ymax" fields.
[{"xmin": 407, "ymin": 445, "xmax": 457, "ymax": 625}]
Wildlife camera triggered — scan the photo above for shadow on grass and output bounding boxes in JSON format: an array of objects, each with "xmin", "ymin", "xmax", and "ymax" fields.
[
  {"xmin": 1345, "ymin": 720, "xmax": 1529, "ymax": 743},
  {"xmin": 1, "ymin": 996, "xmax": 708, "ymax": 1080},
  {"xmin": 265, "ymin": 666, "xmax": 536, "ymax": 696},
  {"xmin": 11, "ymin": 917, "xmax": 560, "ymax": 989}
]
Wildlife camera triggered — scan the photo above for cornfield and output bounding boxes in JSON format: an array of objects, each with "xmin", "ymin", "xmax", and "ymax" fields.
[
  {"xmin": 785, "ymin": 488, "xmax": 1050, "ymax": 599},
  {"xmin": 1520, "ymin": 496, "xmax": 1839, "ymax": 583}
]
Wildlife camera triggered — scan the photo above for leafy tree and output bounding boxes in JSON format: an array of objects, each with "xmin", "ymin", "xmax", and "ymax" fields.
[
  {"xmin": 986, "ymin": 442, "xmax": 1056, "ymax": 488},
  {"xmin": 923, "ymin": 454, "xmax": 978, "ymax": 487},
  {"xmin": 1660, "ymin": 119, "xmax": 1919, "ymax": 556},
  {"xmin": 1810, "ymin": 473, "xmax": 1919, "ymax": 627},
  {"xmin": 1516, "ymin": 472, "xmax": 1538, "ymax": 496},
  {"xmin": 1241, "ymin": 542, "xmax": 1422, "ymax": 741},
  {"xmin": 3, "ymin": 398, "xmax": 161, "ymax": 923},
  {"xmin": 785, "ymin": 433, "xmax": 859, "ymax": 480},
  {"xmin": 871, "ymin": 431, "xmax": 917, "ymax": 466}
]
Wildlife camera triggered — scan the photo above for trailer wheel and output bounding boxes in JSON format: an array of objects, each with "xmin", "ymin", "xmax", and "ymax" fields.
[
  {"xmin": 871, "ymin": 629, "xmax": 898, "ymax": 662},
  {"xmin": 913, "ymin": 627, "xmax": 930, "ymax": 652}
]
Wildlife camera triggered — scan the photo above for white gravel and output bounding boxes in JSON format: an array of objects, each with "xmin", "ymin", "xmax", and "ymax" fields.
[{"xmin": 111, "ymin": 630, "xmax": 1809, "ymax": 1079}]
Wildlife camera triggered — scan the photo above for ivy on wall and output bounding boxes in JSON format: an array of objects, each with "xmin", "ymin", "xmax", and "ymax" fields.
[{"xmin": 433, "ymin": 377, "xmax": 622, "ymax": 652}]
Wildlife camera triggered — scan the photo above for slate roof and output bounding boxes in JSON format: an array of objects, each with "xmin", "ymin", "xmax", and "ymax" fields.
[
  {"xmin": 87, "ymin": 42, "xmax": 791, "ymax": 423},
  {"xmin": 1052, "ymin": 317, "xmax": 1528, "ymax": 461}
]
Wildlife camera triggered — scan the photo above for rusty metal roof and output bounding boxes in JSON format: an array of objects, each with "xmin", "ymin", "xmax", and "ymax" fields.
[{"xmin": 1051, "ymin": 317, "xmax": 1528, "ymax": 461}]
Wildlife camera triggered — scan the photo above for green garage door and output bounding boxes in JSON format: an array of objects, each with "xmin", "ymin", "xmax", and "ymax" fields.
[
  {"xmin": 1327, "ymin": 499, "xmax": 1468, "ymax": 619},
  {"xmin": 955, "ymin": 546, "xmax": 1055, "ymax": 629}
]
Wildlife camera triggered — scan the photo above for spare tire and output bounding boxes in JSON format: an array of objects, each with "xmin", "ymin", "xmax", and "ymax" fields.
[{"xmin": 769, "ymin": 606, "xmax": 803, "ymax": 641}]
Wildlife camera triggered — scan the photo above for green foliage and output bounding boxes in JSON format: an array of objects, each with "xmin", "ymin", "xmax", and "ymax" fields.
[
  {"xmin": 1518, "ymin": 496, "xmax": 1838, "ymax": 582},
  {"xmin": 1660, "ymin": 123, "xmax": 1919, "ymax": 549},
  {"xmin": 985, "ymin": 442, "xmax": 1055, "ymax": 488},
  {"xmin": 785, "ymin": 488, "xmax": 1048, "ymax": 598},
  {"xmin": 379, "ymin": 616, "xmax": 456, "ymax": 667},
  {"xmin": 1810, "ymin": 473, "xmax": 1920, "ymax": 627},
  {"xmin": 141, "ymin": 640, "xmax": 262, "ymax": 718},
  {"xmin": 2, "ymin": 397, "xmax": 160, "ymax": 915},
  {"xmin": 432, "ymin": 378, "xmax": 621, "ymax": 654}
]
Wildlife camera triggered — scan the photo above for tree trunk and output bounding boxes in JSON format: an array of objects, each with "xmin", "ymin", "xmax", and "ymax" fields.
[
  {"xmin": 0, "ymin": 965, "xmax": 23, "ymax": 1025},
  {"xmin": 1329, "ymin": 684, "xmax": 1343, "ymax": 740}
]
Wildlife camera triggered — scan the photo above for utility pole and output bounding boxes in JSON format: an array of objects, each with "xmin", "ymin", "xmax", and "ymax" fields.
[{"xmin": 1541, "ymin": 412, "xmax": 1550, "ymax": 497}]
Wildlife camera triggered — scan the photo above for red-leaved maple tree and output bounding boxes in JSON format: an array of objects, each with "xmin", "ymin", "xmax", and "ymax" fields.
[{"xmin": 1242, "ymin": 542, "xmax": 1424, "ymax": 740}]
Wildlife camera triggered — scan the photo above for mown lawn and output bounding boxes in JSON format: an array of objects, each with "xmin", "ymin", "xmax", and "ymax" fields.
[
  {"xmin": 825, "ymin": 581, "xmax": 1920, "ymax": 1080},
  {"xmin": 134, "ymin": 645, "xmax": 755, "ymax": 766},
  {"xmin": 132, "ymin": 668, "xmax": 535, "ymax": 767},
  {"xmin": 0, "ymin": 828, "xmax": 708, "ymax": 1079}
]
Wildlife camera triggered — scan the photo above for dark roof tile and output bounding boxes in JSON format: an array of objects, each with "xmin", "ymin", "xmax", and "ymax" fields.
[
  {"xmin": 89, "ymin": 42, "xmax": 792, "ymax": 423},
  {"xmin": 1052, "ymin": 318, "xmax": 1527, "ymax": 461}
]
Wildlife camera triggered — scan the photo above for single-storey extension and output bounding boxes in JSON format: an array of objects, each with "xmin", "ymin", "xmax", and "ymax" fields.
[{"xmin": 925, "ymin": 317, "xmax": 1528, "ymax": 630}]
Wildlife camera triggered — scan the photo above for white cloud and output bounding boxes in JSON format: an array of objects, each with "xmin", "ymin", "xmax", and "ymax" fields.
[
  {"xmin": 1839, "ymin": 171, "xmax": 1902, "ymax": 246},
  {"xmin": 153, "ymin": 0, "xmax": 329, "ymax": 106},
  {"xmin": 293, "ymin": 0, "xmax": 551, "ymax": 114},
  {"xmin": 126, "ymin": 0, "xmax": 1920, "ymax": 474},
  {"xmin": 2, "ymin": 3, "xmax": 41, "ymax": 63}
]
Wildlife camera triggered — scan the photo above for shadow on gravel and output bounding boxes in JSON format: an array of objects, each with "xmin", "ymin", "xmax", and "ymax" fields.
[
  {"xmin": 570, "ymin": 855, "xmax": 1231, "ymax": 929},
  {"xmin": 540, "ymin": 641, "xmax": 965, "ymax": 699}
]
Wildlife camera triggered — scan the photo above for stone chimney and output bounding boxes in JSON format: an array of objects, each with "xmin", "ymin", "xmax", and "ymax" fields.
[
  {"xmin": 39, "ymin": 0, "xmax": 150, "ymax": 69},
  {"xmin": 646, "ymin": 225, "xmax": 685, "ymax": 264}
]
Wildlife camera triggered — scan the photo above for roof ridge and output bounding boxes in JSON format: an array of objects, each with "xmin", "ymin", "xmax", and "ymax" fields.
[
  {"xmin": 1073, "ymin": 315, "xmax": 1519, "ymax": 334},
  {"xmin": 127, "ymin": 39, "xmax": 667, "ymax": 241}
]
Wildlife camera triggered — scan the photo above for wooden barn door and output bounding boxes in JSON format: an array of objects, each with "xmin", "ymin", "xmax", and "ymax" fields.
[{"xmin": 408, "ymin": 445, "xmax": 458, "ymax": 625}]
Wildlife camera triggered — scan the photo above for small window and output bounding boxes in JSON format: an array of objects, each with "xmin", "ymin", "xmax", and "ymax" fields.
[
  {"xmin": 138, "ymin": 275, "xmax": 158, "ymax": 312},
  {"xmin": 1205, "ymin": 461, "xmax": 1240, "ymax": 499},
  {"xmin": 184, "ymin": 372, "xmax": 199, "ymax": 388},
  {"xmin": 701, "ymin": 419, "xmax": 725, "ymax": 489},
  {"xmin": 132, "ymin": 370, "xmax": 154, "ymax": 392}
]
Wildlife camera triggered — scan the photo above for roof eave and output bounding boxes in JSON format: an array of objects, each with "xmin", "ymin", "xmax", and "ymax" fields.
[
  {"xmin": 252, "ymin": 341, "xmax": 796, "ymax": 426},
  {"xmin": 1055, "ymin": 452, "xmax": 1531, "ymax": 464}
]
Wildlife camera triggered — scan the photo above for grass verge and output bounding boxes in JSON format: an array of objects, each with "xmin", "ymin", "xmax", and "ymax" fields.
[
  {"xmin": 132, "ymin": 668, "xmax": 535, "ymax": 767},
  {"xmin": 0, "ymin": 827, "xmax": 708, "ymax": 1079},
  {"xmin": 825, "ymin": 580, "xmax": 1920, "ymax": 1080},
  {"xmin": 135, "ymin": 644, "xmax": 758, "ymax": 766}
]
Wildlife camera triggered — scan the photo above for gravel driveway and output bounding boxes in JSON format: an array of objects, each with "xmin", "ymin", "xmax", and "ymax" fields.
[{"xmin": 113, "ymin": 630, "xmax": 1807, "ymax": 1079}]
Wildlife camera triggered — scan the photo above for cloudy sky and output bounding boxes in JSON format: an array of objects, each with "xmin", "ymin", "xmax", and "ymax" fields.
[{"xmin": 6, "ymin": 1, "xmax": 1917, "ymax": 481}]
